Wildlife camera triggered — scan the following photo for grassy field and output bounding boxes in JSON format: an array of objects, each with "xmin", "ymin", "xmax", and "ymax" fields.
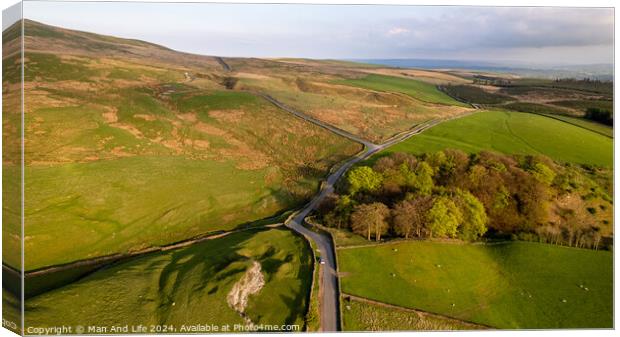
[
  {"xmin": 24, "ymin": 228, "xmax": 312, "ymax": 330},
  {"xmin": 503, "ymin": 102, "xmax": 573, "ymax": 115},
  {"xmin": 342, "ymin": 298, "xmax": 478, "ymax": 331},
  {"xmin": 541, "ymin": 114, "xmax": 613, "ymax": 138},
  {"xmin": 338, "ymin": 241, "xmax": 613, "ymax": 329},
  {"xmin": 24, "ymin": 156, "xmax": 290, "ymax": 270},
  {"xmin": 338, "ymin": 74, "xmax": 469, "ymax": 107},
  {"xmin": 384, "ymin": 111, "xmax": 613, "ymax": 167}
]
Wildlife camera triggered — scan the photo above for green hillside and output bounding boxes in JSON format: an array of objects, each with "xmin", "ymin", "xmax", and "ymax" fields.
[
  {"xmin": 15, "ymin": 20, "xmax": 361, "ymax": 270},
  {"xmin": 338, "ymin": 74, "xmax": 469, "ymax": 106},
  {"xmin": 24, "ymin": 228, "xmax": 312, "ymax": 330},
  {"xmin": 385, "ymin": 111, "xmax": 613, "ymax": 167}
]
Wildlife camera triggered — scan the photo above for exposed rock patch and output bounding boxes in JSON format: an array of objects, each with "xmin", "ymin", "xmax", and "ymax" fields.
[{"xmin": 227, "ymin": 260, "xmax": 265, "ymax": 324}]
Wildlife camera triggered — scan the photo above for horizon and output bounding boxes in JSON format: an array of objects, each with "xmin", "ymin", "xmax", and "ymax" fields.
[
  {"xmin": 19, "ymin": 2, "xmax": 614, "ymax": 67},
  {"xmin": 8, "ymin": 18, "xmax": 615, "ymax": 73}
]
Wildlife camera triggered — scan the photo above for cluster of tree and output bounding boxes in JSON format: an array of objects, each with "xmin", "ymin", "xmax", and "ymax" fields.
[
  {"xmin": 585, "ymin": 107, "xmax": 613, "ymax": 126},
  {"xmin": 551, "ymin": 78, "xmax": 613, "ymax": 95},
  {"xmin": 317, "ymin": 150, "xmax": 612, "ymax": 249}
]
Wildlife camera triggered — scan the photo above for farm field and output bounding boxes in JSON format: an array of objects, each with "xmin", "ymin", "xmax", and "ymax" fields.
[
  {"xmin": 23, "ymin": 228, "xmax": 312, "ymax": 330},
  {"xmin": 338, "ymin": 241, "xmax": 613, "ymax": 329},
  {"xmin": 342, "ymin": 297, "xmax": 477, "ymax": 331},
  {"xmin": 337, "ymin": 74, "xmax": 470, "ymax": 107},
  {"xmin": 384, "ymin": 110, "xmax": 613, "ymax": 167}
]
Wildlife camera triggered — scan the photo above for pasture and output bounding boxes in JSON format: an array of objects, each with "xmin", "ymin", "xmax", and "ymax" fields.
[
  {"xmin": 338, "ymin": 74, "xmax": 469, "ymax": 106},
  {"xmin": 384, "ymin": 111, "xmax": 613, "ymax": 167},
  {"xmin": 24, "ymin": 156, "xmax": 291, "ymax": 270},
  {"xmin": 540, "ymin": 114, "xmax": 613, "ymax": 138},
  {"xmin": 24, "ymin": 228, "xmax": 312, "ymax": 329},
  {"xmin": 338, "ymin": 241, "xmax": 613, "ymax": 329},
  {"xmin": 342, "ymin": 297, "xmax": 477, "ymax": 331}
]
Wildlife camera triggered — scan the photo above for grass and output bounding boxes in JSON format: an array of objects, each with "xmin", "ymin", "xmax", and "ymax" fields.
[
  {"xmin": 174, "ymin": 91, "xmax": 260, "ymax": 112},
  {"xmin": 322, "ymin": 226, "xmax": 375, "ymax": 248},
  {"xmin": 24, "ymin": 156, "xmax": 290, "ymax": 270},
  {"xmin": 540, "ymin": 114, "xmax": 613, "ymax": 138},
  {"xmin": 2, "ymin": 289, "xmax": 21, "ymax": 335},
  {"xmin": 304, "ymin": 239, "xmax": 321, "ymax": 331},
  {"xmin": 24, "ymin": 52, "xmax": 101, "ymax": 82},
  {"xmin": 504, "ymin": 102, "xmax": 573, "ymax": 115},
  {"xmin": 338, "ymin": 74, "xmax": 469, "ymax": 106},
  {"xmin": 342, "ymin": 298, "xmax": 477, "ymax": 331},
  {"xmin": 24, "ymin": 228, "xmax": 312, "ymax": 329},
  {"xmin": 384, "ymin": 111, "xmax": 613, "ymax": 167},
  {"xmin": 338, "ymin": 240, "xmax": 613, "ymax": 329}
]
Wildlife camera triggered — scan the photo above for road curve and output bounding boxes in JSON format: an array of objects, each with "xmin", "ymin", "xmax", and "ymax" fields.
[{"xmin": 275, "ymin": 97, "xmax": 443, "ymax": 330}]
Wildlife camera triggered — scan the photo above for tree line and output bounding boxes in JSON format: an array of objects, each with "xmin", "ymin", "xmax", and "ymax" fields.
[
  {"xmin": 585, "ymin": 108, "xmax": 613, "ymax": 126},
  {"xmin": 316, "ymin": 150, "xmax": 612, "ymax": 250}
]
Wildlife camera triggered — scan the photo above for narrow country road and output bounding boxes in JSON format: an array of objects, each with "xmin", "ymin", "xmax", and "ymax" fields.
[{"xmin": 264, "ymin": 95, "xmax": 445, "ymax": 331}]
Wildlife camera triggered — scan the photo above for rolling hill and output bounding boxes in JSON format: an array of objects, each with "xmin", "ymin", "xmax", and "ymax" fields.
[{"xmin": 6, "ymin": 20, "xmax": 368, "ymax": 270}]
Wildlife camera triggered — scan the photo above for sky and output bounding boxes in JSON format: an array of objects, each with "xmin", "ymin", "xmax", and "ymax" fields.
[{"xmin": 20, "ymin": 2, "xmax": 614, "ymax": 66}]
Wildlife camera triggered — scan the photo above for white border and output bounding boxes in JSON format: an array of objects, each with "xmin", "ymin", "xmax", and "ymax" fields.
[{"xmin": 0, "ymin": 1, "xmax": 616, "ymax": 337}]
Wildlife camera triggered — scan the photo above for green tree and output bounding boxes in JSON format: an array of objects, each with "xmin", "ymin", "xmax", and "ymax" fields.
[
  {"xmin": 324, "ymin": 195, "xmax": 355, "ymax": 229},
  {"xmin": 347, "ymin": 166, "xmax": 383, "ymax": 195},
  {"xmin": 492, "ymin": 185, "xmax": 510, "ymax": 210},
  {"xmin": 454, "ymin": 189, "xmax": 488, "ymax": 240},
  {"xmin": 412, "ymin": 162, "xmax": 434, "ymax": 195},
  {"xmin": 426, "ymin": 196, "xmax": 462, "ymax": 238},
  {"xmin": 425, "ymin": 150, "xmax": 447, "ymax": 171},
  {"xmin": 350, "ymin": 202, "xmax": 390, "ymax": 241},
  {"xmin": 531, "ymin": 163, "xmax": 556, "ymax": 186}
]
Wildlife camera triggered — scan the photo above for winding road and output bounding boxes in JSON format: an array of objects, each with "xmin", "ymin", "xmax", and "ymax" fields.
[{"xmin": 263, "ymin": 95, "xmax": 445, "ymax": 331}]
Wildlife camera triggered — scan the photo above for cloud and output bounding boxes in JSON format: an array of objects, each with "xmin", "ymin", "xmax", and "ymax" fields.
[
  {"xmin": 386, "ymin": 27, "xmax": 410, "ymax": 36},
  {"xmin": 23, "ymin": 2, "xmax": 614, "ymax": 64},
  {"xmin": 382, "ymin": 7, "xmax": 613, "ymax": 52}
]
